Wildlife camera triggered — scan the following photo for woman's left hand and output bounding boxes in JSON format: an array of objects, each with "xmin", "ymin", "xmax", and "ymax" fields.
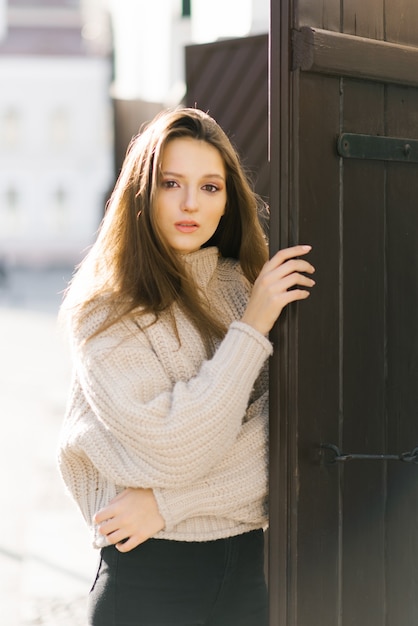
[{"xmin": 93, "ymin": 488, "xmax": 165, "ymax": 552}]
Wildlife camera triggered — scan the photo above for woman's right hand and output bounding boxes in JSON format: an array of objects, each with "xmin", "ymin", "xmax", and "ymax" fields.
[
  {"xmin": 241, "ymin": 245, "xmax": 315, "ymax": 335},
  {"xmin": 94, "ymin": 488, "xmax": 165, "ymax": 553}
]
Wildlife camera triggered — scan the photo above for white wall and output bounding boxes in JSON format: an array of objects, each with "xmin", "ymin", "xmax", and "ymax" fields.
[
  {"xmin": 191, "ymin": 0, "xmax": 269, "ymax": 43},
  {"xmin": 0, "ymin": 56, "xmax": 113, "ymax": 266},
  {"xmin": 0, "ymin": 0, "xmax": 6, "ymax": 41},
  {"xmin": 108, "ymin": 0, "xmax": 181, "ymax": 102},
  {"xmin": 251, "ymin": 0, "xmax": 270, "ymax": 35},
  {"xmin": 191, "ymin": 0, "xmax": 252, "ymax": 43}
]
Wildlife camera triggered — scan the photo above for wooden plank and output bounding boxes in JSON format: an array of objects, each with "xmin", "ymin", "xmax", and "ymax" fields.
[
  {"xmin": 342, "ymin": 0, "xmax": 384, "ymax": 39},
  {"xmin": 340, "ymin": 78, "xmax": 387, "ymax": 626},
  {"xmin": 297, "ymin": 0, "xmax": 341, "ymax": 32},
  {"xmin": 385, "ymin": 84, "xmax": 418, "ymax": 626},
  {"xmin": 386, "ymin": 162, "xmax": 418, "ymax": 625},
  {"xmin": 296, "ymin": 72, "xmax": 341, "ymax": 626},
  {"xmin": 385, "ymin": 0, "xmax": 418, "ymax": 46},
  {"xmin": 292, "ymin": 27, "xmax": 418, "ymax": 88}
]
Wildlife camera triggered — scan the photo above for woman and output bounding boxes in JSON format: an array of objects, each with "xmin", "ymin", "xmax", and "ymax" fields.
[{"xmin": 58, "ymin": 108, "xmax": 315, "ymax": 625}]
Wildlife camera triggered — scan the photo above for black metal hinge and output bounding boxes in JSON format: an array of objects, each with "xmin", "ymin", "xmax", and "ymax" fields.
[
  {"xmin": 337, "ymin": 133, "xmax": 418, "ymax": 163},
  {"xmin": 321, "ymin": 443, "xmax": 418, "ymax": 464}
]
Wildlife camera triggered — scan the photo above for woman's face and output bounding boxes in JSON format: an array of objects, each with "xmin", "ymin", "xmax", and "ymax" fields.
[{"xmin": 154, "ymin": 137, "xmax": 227, "ymax": 254}]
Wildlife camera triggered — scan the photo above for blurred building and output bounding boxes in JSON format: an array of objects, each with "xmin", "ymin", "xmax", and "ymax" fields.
[
  {"xmin": 0, "ymin": 0, "xmax": 113, "ymax": 267},
  {"xmin": 0, "ymin": 0, "xmax": 269, "ymax": 267},
  {"xmin": 0, "ymin": 1, "xmax": 5, "ymax": 39},
  {"xmin": 107, "ymin": 0, "xmax": 269, "ymax": 172}
]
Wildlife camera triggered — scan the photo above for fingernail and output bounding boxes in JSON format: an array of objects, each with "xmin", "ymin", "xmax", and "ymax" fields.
[{"xmin": 301, "ymin": 245, "xmax": 312, "ymax": 250}]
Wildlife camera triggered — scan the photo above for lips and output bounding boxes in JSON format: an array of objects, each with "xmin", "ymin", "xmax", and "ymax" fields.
[{"xmin": 175, "ymin": 221, "xmax": 199, "ymax": 233}]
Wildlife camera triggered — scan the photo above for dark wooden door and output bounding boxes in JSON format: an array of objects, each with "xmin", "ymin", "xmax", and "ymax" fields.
[{"xmin": 269, "ymin": 1, "xmax": 418, "ymax": 625}]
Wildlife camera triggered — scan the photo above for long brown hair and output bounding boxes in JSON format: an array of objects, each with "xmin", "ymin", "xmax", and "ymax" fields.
[{"xmin": 62, "ymin": 108, "xmax": 268, "ymax": 347}]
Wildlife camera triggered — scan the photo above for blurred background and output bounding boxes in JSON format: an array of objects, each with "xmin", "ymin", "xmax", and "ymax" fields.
[{"xmin": 0, "ymin": 1, "xmax": 269, "ymax": 623}]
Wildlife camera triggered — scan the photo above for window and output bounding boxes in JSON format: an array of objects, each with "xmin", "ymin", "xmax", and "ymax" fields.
[
  {"xmin": 1, "ymin": 186, "xmax": 21, "ymax": 234},
  {"xmin": 2, "ymin": 108, "xmax": 20, "ymax": 148},
  {"xmin": 182, "ymin": 0, "xmax": 191, "ymax": 17},
  {"xmin": 49, "ymin": 108, "xmax": 70, "ymax": 148},
  {"xmin": 50, "ymin": 186, "xmax": 70, "ymax": 232},
  {"xmin": 6, "ymin": 187, "xmax": 18, "ymax": 211}
]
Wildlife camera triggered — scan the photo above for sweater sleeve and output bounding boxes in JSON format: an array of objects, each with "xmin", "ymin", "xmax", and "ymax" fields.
[
  {"xmin": 153, "ymin": 391, "xmax": 268, "ymax": 530},
  {"xmin": 68, "ymin": 320, "xmax": 272, "ymax": 489}
]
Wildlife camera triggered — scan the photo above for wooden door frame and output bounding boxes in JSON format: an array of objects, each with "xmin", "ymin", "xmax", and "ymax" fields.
[{"xmin": 268, "ymin": 0, "xmax": 296, "ymax": 624}]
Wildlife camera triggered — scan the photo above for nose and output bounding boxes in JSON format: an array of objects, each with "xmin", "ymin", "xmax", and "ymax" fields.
[{"xmin": 182, "ymin": 187, "xmax": 198, "ymax": 212}]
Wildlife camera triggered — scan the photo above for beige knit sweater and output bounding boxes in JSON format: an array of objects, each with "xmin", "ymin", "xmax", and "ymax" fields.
[{"xmin": 58, "ymin": 247, "xmax": 272, "ymax": 548}]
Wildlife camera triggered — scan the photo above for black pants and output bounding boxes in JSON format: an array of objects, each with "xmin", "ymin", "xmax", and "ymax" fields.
[{"xmin": 88, "ymin": 529, "xmax": 268, "ymax": 626}]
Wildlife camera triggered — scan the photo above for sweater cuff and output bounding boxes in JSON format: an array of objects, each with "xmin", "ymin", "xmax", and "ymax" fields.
[
  {"xmin": 229, "ymin": 320, "xmax": 273, "ymax": 355},
  {"xmin": 153, "ymin": 487, "xmax": 196, "ymax": 531},
  {"xmin": 213, "ymin": 321, "xmax": 272, "ymax": 382}
]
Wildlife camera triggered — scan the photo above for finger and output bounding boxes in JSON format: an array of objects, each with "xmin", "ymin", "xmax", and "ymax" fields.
[
  {"xmin": 94, "ymin": 510, "xmax": 115, "ymax": 526},
  {"xmin": 268, "ymin": 245, "xmax": 312, "ymax": 269},
  {"xmin": 93, "ymin": 489, "xmax": 134, "ymax": 524},
  {"xmin": 116, "ymin": 534, "xmax": 145, "ymax": 553},
  {"xmin": 106, "ymin": 529, "xmax": 131, "ymax": 545},
  {"xmin": 272, "ymin": 259, "xmax": 315, "ymax": 280},
  {"xmin": 93, "ymin": 506, "xmax": 115, "ymax": 525},
  {"xmin": 96, "ymin": 517, "xmax": 120, "ymax": 536},
  {"xmin": 280, "ymin": 272, "xmax": 316, "ymax": 291},
  {"xmin": 280, "ymin": 288, "xmax": 312, "ymax": 306},
  {"xmin": 255, "ymin": 269, "xmax": 315, "ymax": 300},
  {"xmin": 94, "ymin": 496, "xmax": 127, "ymax": 524}
]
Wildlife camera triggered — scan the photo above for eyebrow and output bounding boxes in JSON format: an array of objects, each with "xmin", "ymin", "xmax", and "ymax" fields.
[{"xmin": 161, "ymin": 170, "xmax": 225, "ymax": 181}]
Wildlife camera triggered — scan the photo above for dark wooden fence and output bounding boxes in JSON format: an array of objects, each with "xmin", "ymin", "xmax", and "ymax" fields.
[{"xmin": 185, "ymin": 34, "xmax": 269, "ymax": 203}]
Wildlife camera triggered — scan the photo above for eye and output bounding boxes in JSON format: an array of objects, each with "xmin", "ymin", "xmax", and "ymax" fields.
[
  {"xmin": 161, "ymin": 180, "xmax": 179, "ymax": 189},
  {"xmin": 202, "ymin": 184, "xmax": 219, "ymax": 193}
]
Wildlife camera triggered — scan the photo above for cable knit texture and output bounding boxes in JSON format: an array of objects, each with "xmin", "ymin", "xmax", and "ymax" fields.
[{"xmin": 58, "ymin": 247, "xmax": 272, "ymax": 547}]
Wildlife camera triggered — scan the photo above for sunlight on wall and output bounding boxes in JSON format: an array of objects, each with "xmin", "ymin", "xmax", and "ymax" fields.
[
  {"xmin": 191, "ymin": 0, "xmax": 253, "ymax": 43},
  {"xmin": 108, "ymin": 0, "xmax": 177, "ymax": 101}
]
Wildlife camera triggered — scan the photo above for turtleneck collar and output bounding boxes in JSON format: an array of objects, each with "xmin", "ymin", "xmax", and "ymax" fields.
[{"xmin": 180, "ymin": 247, "xmax": 220, "ymax": 290}]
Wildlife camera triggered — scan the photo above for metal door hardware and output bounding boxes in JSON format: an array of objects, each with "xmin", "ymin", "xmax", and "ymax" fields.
[
  {"xmin": 337, "ymin": 133, "xmax": 418, "ymax": 163},
  {"xmin": 321, "ymin": 443, "xmax": 418, "ymax": 464}
]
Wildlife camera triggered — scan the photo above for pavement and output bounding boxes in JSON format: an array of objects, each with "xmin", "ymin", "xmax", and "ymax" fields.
[{"xmin": 0, "ymin": 266, "xmax": 97, "ymax": 625}]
